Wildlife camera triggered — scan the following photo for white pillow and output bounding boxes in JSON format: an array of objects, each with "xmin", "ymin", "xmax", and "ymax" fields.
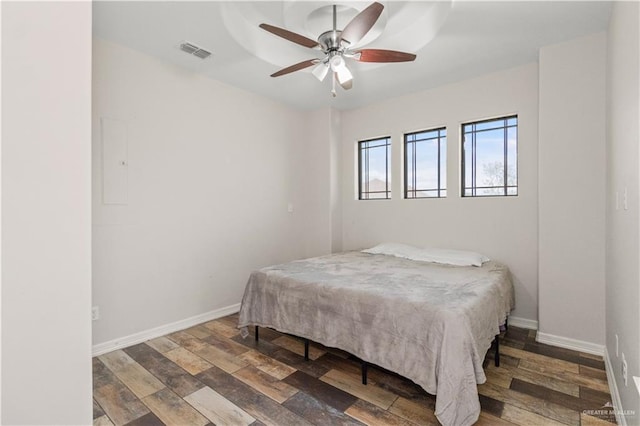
[
  {"xmin": 362, "ymin": 243, "xmax": 489, "ymax": 267},
  {"xmin": 408, "ymin": 247, "xmax": 488, "ymax": 267},
  {"xmin": 361, "ymin": 242, "xmax": 420, "ymax": 258}
]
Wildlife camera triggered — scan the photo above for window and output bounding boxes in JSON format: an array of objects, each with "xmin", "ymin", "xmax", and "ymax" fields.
[
  {"xmin": 358, "ymin": 137, "xmax": 391, "ymax": 200},
  {"xmin": 404, "ymin": 128, "xmax": 447, "ymax": 198},
  {"xmin": 462, "ymin": 115, "xmax": 517, "ymax": 197}
]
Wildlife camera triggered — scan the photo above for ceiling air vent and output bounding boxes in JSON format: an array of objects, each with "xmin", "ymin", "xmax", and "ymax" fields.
[
  {"xmin": 192, "ymin": 49, "xmax": 212, "ymax": 59},
  {"xmin": 179, "ymin": 41, "xmax": 212, "ymax": 60}
]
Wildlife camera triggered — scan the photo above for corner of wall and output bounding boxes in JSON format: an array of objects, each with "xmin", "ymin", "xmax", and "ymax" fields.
[{"xmin": 330, "ymin": 108, "xmax": 343, "ymax": 253}]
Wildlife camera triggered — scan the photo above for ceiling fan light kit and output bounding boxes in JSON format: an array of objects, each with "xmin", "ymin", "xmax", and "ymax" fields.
[
  {"xmin": 259, "ymin": 2, "xmax": 416, "ymax": 96},
  {"xmin": 328, "ymin": 55, "xmax": 352, "ymax": 86},
  {"xmin": 312, "ymin": 62, "xmax": 330, "ymax": 82}
]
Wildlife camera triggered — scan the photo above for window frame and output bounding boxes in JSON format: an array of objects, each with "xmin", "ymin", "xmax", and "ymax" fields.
[
  {"xmin": 358, "ymin": 136, "xmax": 391, "ymax": 200},
  {"xmin": 403, "ymin": 127, "xmax": 447, "ymax": 199},
  {"xmin": 461, "ymin": 115, "xmax": 518, "ymax": 198}
]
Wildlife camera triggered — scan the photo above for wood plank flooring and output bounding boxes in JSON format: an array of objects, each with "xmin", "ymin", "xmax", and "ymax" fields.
[{"xmin": 93, "ymin": 314, "xmax": 616, "ymax": 425}]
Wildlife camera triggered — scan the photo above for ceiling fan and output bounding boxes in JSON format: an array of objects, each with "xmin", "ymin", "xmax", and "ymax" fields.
[{"xmin": 259, "ymin": 2, "xmax": 417, "ymax": 96}]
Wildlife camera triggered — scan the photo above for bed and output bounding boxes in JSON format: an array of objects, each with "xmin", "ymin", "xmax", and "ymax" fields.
[{"xmin": 237, "ymin": 250, "xmax": 514, "ymax": 426}]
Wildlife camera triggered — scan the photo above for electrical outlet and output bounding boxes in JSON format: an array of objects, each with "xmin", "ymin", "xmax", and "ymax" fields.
[
  {"xmin": 92, "ymin": 306, "xmax": 100, "ymax": 321},
  {"xmin": 622, "ymin": 353, "xmax": 628, "ymax": 386},
  {"xmin": 615, "ymin": 334, "xmax": 619, "ymax": 357}
]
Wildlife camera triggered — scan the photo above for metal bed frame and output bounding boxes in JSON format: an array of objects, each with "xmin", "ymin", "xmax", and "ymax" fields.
[{"xmin": 253, "ymin": 317, "xmax": 507, "ymax": 385}]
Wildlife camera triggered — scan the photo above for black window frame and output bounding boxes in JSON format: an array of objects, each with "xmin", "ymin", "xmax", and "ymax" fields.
[
  {"xmin": 404, "ymin": 127, "xmax": 447, "ymax": 199},
  {"xmin": 461, "ymin": 115, "xmax": 518, "ymax": 197},
  {"xmin": 358, "ymin": 136, "xmax": 391, "ymax": 200}
]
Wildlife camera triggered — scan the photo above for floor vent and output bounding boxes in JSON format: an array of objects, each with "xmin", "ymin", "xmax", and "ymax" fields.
[{"xmin": 179, "ymin": 41, "xmax": 212, "ymax": 60}]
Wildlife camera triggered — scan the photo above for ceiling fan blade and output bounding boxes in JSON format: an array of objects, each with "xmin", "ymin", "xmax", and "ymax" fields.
[
  {"xmin": 259, "ymin": 24, "xmax": 319, "ymax": 49},
  {"xmin": 340, "ymin": 2, "xmax": 384, "ymax": 46},
  {"xmin": 270, "ymin": 59, "xmax": 318, "ymax": 77},
  {"xmin": 355, "ymin": 49, "xmax": 417, "ymax": 63}
]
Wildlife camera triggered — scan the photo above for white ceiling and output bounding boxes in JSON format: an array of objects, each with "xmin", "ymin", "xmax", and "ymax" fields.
[{"xmin": 93, "ymin": 1, "xmax": 612, "ymax": 111}]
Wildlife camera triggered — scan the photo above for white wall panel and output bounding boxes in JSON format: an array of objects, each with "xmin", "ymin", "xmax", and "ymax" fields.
[
  {"xmin": 2, "ymin": 2, "xmax": 92, "ymax": 424},
  {"xmin": 605, "ymin": 2, "xmax": 640, "ymax": 422},
  {"xmin": 538, "ymin": 33, "xmax": 606, "ymax": 346}
]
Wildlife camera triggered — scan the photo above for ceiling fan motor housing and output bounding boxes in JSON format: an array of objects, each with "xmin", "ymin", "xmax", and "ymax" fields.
[{"xmin": 318, "ymin": 30, "xmax": 344, "ymax": 53}]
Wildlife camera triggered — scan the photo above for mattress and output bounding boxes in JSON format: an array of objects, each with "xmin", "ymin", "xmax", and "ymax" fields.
[{"xmin": 237, "ymin": 251, "xmax": 514, "ymax": 426}]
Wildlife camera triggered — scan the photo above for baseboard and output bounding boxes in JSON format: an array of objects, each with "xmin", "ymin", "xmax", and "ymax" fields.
[
  {"xmin": 508, "ymin": 316, "xmax": 538, "ymax": 330},
  {"xmin": 604, "ymin": 349, "xmax": 627, "ymax": 426},
  {"xmin": 92, "ymin": 303, "xmax": 241, "ymax": 356},
  {"xmin": 536, "ymin": 331, "xmax": 605, "ymax": 356}
]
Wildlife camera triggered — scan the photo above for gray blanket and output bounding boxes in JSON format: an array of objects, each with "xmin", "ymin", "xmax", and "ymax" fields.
[{"xmin": 237, "ymin": 251, "xmax": 514, "ymax": 426}]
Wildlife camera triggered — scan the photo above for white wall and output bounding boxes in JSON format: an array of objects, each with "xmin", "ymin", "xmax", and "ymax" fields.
[
  {"xmin": 340, "ymin": 63, "xmax": 539, "ymax": 322},
  {"xmin": 2, "ymin": 2, "xmax": 92, "ymax": 424},
  {"xmin": 538, "ymin": 33, "xmax": 607, "ymax": 347},
  {"xmin": 295, "ymin": 108, "xmax": 333, "ymax": 257},
  {"xmin": 0, "ymin": 1, "xmax": 4, "ymax": 421},
  {"xmin": 92, "ymin": 39, "xmax": 332, "ymax": 345},
  {"xmin": 330, "ymin": 108, "xmax": 344, "ymax": 253},
  {"xmin": 606, "ymin": 2, "xmax": 640, "ymax": 422},
  {"xmin": 297, "ymin": 107, "xmax": 344, "ymax": 256}
]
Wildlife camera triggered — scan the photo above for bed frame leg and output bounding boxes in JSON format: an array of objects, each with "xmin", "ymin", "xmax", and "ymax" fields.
[
  {"xmin": 505, "ymin": 317, "xmax": 509, "ymax": 331},
  {"xmin": 304, "ymin": 339, "xmax": 310, "ymax": 361},
  {"xmin": 255, "ymin": 326, "xmax": 259, "ymax": 342},
  {"xmin": 494, "ymin": 335, "xmax": 500, "ymax": 367},
  {"xmin": 361, "ymin": 362, "xmax": 368, "ymax": 385}
]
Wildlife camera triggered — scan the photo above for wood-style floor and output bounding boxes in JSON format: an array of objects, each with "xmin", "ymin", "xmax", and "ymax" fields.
[{"xmin": 93, "ymin": 314, "xmax": 616, "ymax": 426}]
